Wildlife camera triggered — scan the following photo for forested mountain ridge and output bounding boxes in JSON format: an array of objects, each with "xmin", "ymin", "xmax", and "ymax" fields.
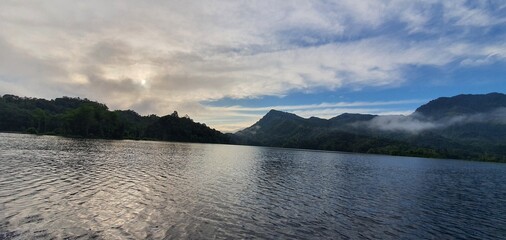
[
  {"xmin": 235, "ymin": 93, "xmax": 506, "ymax": 162},
  {"xmin": 414, "ymin": 92, "xmax": 506, "ymax": 120},
  {"xmin": 2, "ymin": 93, "xmax": 506, "ymax": 162},
  {"xmin": 0, "ymin": 94, "xmax": 229, "ymax": 143}
]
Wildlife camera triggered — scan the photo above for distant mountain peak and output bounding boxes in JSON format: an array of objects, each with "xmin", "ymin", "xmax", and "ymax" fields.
[
  {"xmin": 415, "ymin": 92, "xmax": 506, "ymax": 119},
  {"xmin": 233, "ymin": 92, "xmax": 506, "ymax": 162},
  {"xmin": 265, "ymin": 109, "xmax": 283, "ymax": 115},
  {"xmin": 266, "ymin": 109, "xmax": 293, "ymax": 115},
  {"xmin": 262, "ymin": 109, "xmax": 301, "ymax": 120}
]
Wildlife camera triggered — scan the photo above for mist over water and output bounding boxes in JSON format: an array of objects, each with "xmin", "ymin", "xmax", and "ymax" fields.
[{"xmin": 1, "ymin": 133, "xmax": 505, "ymax": 239}]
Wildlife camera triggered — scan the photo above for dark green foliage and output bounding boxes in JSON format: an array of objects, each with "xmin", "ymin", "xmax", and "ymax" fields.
[
  {"xmin": 235, "ymin": 94, "xmax": 506, "ymax": 162},
  {"xmin": 145, "ymin": 114, "xmax": 228, "ymax": 143},
  {"xmin": 0, "ymin": 94, "xmax": 229, "ymax": 143},
  {"xmin": 328, "ymin": 113, "xmax": 376, "ymax": 127},
  {"xmin": 235, "ymin": 110, "xmax": 396, "ymax": 153},
  {"xmin": 25, "ymin": 127, "xmax": 38, "ymax": 134},
  {"xmin": 3, "ymin": 93, "xmax": 506, "ymax": 162}
]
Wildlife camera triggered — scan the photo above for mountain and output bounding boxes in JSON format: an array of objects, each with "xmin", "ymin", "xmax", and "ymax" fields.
[
  {"xmin": 0, "ymin": 94, "xmax": 229, "ymax": 143},
  {"xmin": 2, "ymin": 93, "xmax": 505, "ymax": 162},
  {"xmin": 235, "ymin": 110, "xmax": 404, "ymax": 154},
  {"xmin": 235, "ymin": 93, "xmax": 506, "ymax": 162},
  {"xmin": 413, "ymin": 93, "xmax": 506, "ymax": 147},
  {"xmin": 328, "ymin": 113, "xmax": 377, "ymax": 129},
  {"xmin": 415, "ymin": 92, "xmax": 506, "ymax": 120},
  {"xmin": 237, "ymin": 110, "xmax": 376, "ymax": 137},
  {"xmin": 235, "ymin": 110, "xmax": 314, "ymax": 146}
]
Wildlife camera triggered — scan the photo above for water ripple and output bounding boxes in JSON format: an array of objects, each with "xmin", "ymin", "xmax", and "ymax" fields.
[{"xmin": 1, "ymin": 133, "xmax": 506, "ymax": 239}]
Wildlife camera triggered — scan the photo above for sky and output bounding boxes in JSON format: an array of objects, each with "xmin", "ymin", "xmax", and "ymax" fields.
[{"xmin": 1, "ymin": 1, "xmax": 505, "ymax": 132}]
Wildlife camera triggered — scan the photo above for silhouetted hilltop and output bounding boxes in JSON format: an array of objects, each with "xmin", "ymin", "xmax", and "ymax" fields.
[
  {"xmin": 0, "ymin": 94, "xmax": 229, "ymax": 144},
  {"xmin": 415, "ymin": 92, "xmax": 506, "ymax": 120},
  {"xmin": 3, "ymin": 93, "xmax": 506, "ymax": 162},
  {"xmin": 235, "ymin": 93, "xmax": 506, "ymax": 162}
]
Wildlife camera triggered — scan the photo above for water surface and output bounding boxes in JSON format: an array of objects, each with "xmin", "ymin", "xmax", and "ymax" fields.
[{"xmin": 1, "ymin": 133, "xmax": 505, "ymax": 239}]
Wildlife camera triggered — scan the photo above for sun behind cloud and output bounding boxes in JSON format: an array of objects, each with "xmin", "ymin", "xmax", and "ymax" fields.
[{"xmin": 0, "ymin": 1, "xmax": 505, "ymax": 131}]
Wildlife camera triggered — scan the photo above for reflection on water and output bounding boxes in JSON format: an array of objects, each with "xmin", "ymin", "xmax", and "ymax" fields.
[{"xmin": 1, "ymin": 133, "xmax": 505, "ymax": 239}]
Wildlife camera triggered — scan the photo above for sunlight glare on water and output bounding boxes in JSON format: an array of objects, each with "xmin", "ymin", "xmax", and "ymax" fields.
[{"xmin": 1, "ymin": 133, "xmax": 505, "ymax": 239}]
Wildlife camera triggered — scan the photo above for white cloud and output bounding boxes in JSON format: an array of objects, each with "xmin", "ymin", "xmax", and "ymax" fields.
[
  {"xmin": 205, "ymin": 99, "xmax": 420, "ymax": 132},
  {"xmin": 366, "ymin": 115, "xmax": 438, "ymax": 133},
  {"xmin": 442, "ymin": 0, "xmax": 504, "ymax": 27},
  {"xmin": 209, "ymin": 99, "xmax": 423, "ymax": 112},
  {"xmin": 0, "ymin": 0, "xmax": 505, "ymax": 131},
  {"xmin": 365, "ymin": 107, "xmax": 506, "ymax": 134}
]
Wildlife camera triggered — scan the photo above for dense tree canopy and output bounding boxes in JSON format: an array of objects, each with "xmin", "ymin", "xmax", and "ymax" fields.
[
  {"xmin": 235, "ymin": 93, "xmax": 506, "ymax": 163},
  {"xmin": 2, "ymin": 93, "xmax": 506, "ymax": 162},
  {"xmin": 0, "ymin": 94, "xmax": 229, "ymax": 144}
]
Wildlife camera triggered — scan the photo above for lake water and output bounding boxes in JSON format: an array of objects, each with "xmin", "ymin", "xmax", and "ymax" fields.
[{"xmin": 0, "ymin": 133, "xmax": 505, "ymax": 239}]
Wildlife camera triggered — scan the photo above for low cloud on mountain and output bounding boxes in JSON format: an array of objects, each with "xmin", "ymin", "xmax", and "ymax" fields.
[{"xmin": 365, "ymin": 107, "xmax": 506, "ymax": 134}]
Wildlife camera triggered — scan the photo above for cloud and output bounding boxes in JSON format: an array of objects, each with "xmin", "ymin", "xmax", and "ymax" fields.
[
  {"xmin": 204, "ymin": 100, "xmax": 420, "ymax": 131},
  {"xmin": 0, "ymin": 1, "xmax": 505, "ymax": 131},
  {"xmin": 0, "ymin": 37, "xmax": 67, "ymax": 96},
  {"xmin": 364, "ymin": 107, "xmax": 506, "ymax": 134},
  {"xmin": 366, "ymin": 115, "xmax": 438, "ymax": 133},
  {"xmin": 442, "ymin": 0, "xmax": 505, "ymax": 27},
  {"xmin": 209, "ymin": 99, "xmax": 424, "ymax": 112}
]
